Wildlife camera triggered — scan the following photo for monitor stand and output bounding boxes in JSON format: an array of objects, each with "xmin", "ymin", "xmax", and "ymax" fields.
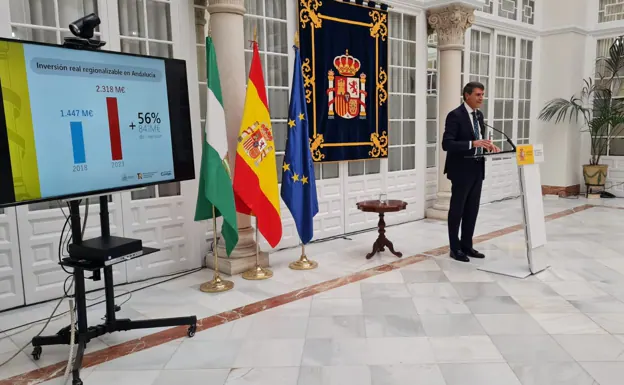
[{"xmin": 30, "ymin": 196, "xmax": 197, "ymax": 385}]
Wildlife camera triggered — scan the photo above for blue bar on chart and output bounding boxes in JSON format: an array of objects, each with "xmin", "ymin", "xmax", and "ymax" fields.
[{"xmin": 70, "ymin": 121, "xmax": 86, "ymax": 164}]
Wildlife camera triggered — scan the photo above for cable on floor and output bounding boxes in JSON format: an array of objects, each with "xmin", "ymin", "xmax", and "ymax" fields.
[{"xmin": 0, "ymin": 267, "xmax": 203, "ymax": 336}]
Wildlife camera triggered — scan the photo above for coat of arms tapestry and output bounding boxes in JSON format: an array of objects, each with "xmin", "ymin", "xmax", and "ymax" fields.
[{"xmin": 299, "ymin": 0, "xmax": 389, "ymax": 162}]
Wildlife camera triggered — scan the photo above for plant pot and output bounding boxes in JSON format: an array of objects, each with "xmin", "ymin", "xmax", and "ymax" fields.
[{"xmin": 582, "ymin": 164, "xmax": 608, "ymax": 186}]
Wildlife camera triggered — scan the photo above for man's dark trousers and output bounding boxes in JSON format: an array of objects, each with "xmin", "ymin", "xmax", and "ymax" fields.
[{"xmin": 448, "ymin": 162, "xmax": 483, "ymax": 252}]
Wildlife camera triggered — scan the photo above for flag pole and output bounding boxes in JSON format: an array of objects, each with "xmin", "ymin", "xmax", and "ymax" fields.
[
  {"xmin": 287, "ymin": 31, "xmax": 317, "ymax": 271},
  {"xmin": 242, "ymin": 217, "xmax": 273, "ymax": 280},
  {"xmin": 200, "ymin": 207, "xmax": 234, "ymax": 293},
  {"xmin": 289, "ymin": 243, "xmax": 318, "ymax": 270}
]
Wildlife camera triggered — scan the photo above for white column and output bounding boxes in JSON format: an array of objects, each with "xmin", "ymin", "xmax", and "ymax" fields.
[
  {"xmin": 205, "ymin": 0, "xmax": 269, "ymax": 275},
  {"xmin": 535, "ymin": 0, "xmax": 590, "ymax": 196},
  {"xmin": 425, "ymin": 4, "xmax": 475, "ymax": 220}
]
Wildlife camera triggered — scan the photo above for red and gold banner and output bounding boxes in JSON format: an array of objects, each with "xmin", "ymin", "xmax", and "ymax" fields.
[{"xmin": 233, "ymin": 41, "xmax": 282, "ymax": 247}]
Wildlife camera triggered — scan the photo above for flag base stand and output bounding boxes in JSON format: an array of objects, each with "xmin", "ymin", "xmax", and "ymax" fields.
[
  {"xmin": 289, "ymin": 244, "xmax": 318, "ymax": 270},
  {"xmin": 289, "ymin": 257, "xmax": 317, "ymax": 270},
  {"xmin": 200, "ymin": 275, "xmax": 234, "ymax": 293},
  {"xmin": 242, "ymin": 221, "xmax": 273, "ymax": 280},
  {"xmin": 200, "ymin": 208, "xmax": 234, "ymax": 293},
  {"xmin": 242, "ymin": 265, "xmax": 273, "ymax": 280}
]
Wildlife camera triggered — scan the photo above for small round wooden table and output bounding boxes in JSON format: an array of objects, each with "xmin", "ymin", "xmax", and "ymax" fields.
[{"xmin": 356, "ymin": 199, "xmax": 408, "ymax": 260}]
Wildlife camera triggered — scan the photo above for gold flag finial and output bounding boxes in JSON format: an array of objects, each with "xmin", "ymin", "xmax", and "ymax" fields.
[
  {"xmin": 253, "ymin": 26, "xmax": 258, "ymax": 43},
  {"xmin": 294, "ymin": 31, "xmax": 300, "ymax": 48},
  {"xmin": 208, "ymin": 22, "xmax": 212, "ymax": 37}
]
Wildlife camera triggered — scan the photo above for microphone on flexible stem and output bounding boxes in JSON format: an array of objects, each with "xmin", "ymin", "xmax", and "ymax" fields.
[{"xmin": 477, "ymin": 114, "xmax": 516, "ymax": 151}]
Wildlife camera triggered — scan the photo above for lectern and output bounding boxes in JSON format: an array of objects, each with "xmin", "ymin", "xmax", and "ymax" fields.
[{"xmin": 472, "ymin": 144, "xmax": 550, "ymax": 279}]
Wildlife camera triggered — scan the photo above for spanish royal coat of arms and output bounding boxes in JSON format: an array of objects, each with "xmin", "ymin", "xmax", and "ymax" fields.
[
  {"xmin": 327, "ymin": 50, "xmax": 367, "ymax": 120},
  {"xmin": 238, "ymin": 121, "xmax": 274, "ymax": 167}
]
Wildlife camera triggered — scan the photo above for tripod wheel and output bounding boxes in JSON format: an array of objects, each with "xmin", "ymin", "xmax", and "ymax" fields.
[
  {"xmin": 72, "ymin": 379, "xmax": 83, "ymax": 385},
  {"xmin": 187, "ymin": 324, "xmax": 196, "ymax": 338},
  {"xmin": 32, "ymin": 346, "xmax": 42, "ymax": 361}
]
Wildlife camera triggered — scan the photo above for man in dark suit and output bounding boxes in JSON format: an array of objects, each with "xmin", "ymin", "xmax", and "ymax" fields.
[{"xmin": 442, "ymin": 82, "xmax": 500, "ymax": 263}]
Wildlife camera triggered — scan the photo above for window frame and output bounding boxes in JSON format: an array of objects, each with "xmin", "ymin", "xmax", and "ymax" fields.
[
  {"xmin": 464, "ymin": 27, "xmax": 535, "ymax": 152},
  {"xmin": 479, "ymin": 0, "xmax": 535, "ymax": 25},
  {"xmin": 388, "ymin": 12, "xmax": 418, "ymax": 173},
  {"xmin": 426, "ymin": 33, "xmax": 439, "ymax": 169},
  {"xmin": 594, "ymin": 36, "xmax": 624, "ymax": 156},
  {"xmin": 598, "ymin": 0, "xmax": 624, "ymax": 23}
]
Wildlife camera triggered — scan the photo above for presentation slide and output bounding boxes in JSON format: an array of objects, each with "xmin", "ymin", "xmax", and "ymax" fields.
[
  {"xmin": 0, "ymin": 40, "xmax": 177, "ymax": 205},
  {"xmin": 24, "ymin": 44, "xmax": 175, "ymax": 199}
]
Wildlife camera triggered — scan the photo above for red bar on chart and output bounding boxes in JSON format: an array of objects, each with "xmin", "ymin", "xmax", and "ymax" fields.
[{"xmin": 106, "ymin": 97, "xmax": 123, "ymax": 161}]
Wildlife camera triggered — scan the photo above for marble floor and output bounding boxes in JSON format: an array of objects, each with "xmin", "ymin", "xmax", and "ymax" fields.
[{"xmin": 1, "ymin": 197, "xmax": 624, "ymax": 384}]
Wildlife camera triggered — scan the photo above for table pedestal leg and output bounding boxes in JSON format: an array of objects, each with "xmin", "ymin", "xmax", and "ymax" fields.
[{"xmin": 366, "ymin": 213, "xmax": 403, "ymax": 259}]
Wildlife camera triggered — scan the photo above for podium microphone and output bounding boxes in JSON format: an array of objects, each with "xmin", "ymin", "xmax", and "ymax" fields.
[{"xmin": 478, "ymin": 114, "xmax": 516, "ymax": 151}]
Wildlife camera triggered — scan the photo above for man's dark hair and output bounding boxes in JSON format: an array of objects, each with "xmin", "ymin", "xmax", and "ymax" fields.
[{"xmin": 462, "ymin": 81, "xmax": 485, "ymax": 101}]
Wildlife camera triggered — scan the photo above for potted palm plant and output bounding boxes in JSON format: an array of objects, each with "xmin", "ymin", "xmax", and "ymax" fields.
[{"xmin": 539, "ymin": 36, "xmax": 624, "ymax": 190}]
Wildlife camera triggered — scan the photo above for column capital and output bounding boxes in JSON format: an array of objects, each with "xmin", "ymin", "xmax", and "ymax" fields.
[
  {"xmin": 427, "ymin": 4, "xmax": 475, "ymax": 50},
  {"xmin": 207, "ymin": 0, "xmax": 245, "ymax": 16}
]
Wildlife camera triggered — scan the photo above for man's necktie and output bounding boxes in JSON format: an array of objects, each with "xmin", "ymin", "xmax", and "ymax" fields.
[{"xmin": 472, "ymin": 111, "xmax": 482, "ymax": 155}]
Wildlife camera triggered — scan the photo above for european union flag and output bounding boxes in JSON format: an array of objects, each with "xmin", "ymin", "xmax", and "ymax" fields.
[{"xmin": 280, "ymin": 45, "xmax": 319, "ymax": 244}]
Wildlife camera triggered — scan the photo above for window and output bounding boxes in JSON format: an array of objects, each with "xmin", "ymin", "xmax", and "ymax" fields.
[
  {"xmin": 489, "ymin": 0, "xmax": 534, "ymax": 25},
  {"xmin": 481, "ymin": 0, "xmax": 494, "ymax": 14},
  {"xmin": 243, "ymin": 0, "xmax": 290, "ymax": 183},
  {"xmin": 313, "ymin": 162, "xmax": 339, "ymax": 179},
  {"xmin": 498, "ymin": 0, "xmax": 518, "ymax": 20},
  {"xmin": 493, "ymin": 35, "xmax": 516, "ymax": 151},
  {"xmin": 467, "ymin": 31, "xmax": 533, "ymax": 152},
  {"xmin": 517, "ymin": 39, "xmax": 533, "ymax": 145},
  {"xmin": 118, "ymin": 0, "xmax": 173, "ymax": 58},
  {"xmin": 388, "ymin": 13, "xmax": 417, "ymax": 172},
  {"xmin": 599, "ymin": 0, "xmax": 624, "ymax": 23},
  {"xmin": 117, "ymin": 0, "xmax": 180, "ymax": 200},
  {"xmin": 521, "ymin": 0, "xmax": 535, "ymax": 24},
  {"xmin": 348, "ymin": 160, "xmax": 380, "ymax": 176},
  {"xmin": 194, "ymin": 4, "xmax": 209, "ymax": 136},
  {"xmin": 9, "ymin": 0, "xmax": 99, "ymax": 44},
  {"xmin": 469, "ymin": 30, "xmax": 491, "ymax": 123},
  {"xmin": 426, "ymin": 33, "xmax": 438, "ymax": 168},
  {"xmin": 595, "ymin": 38, "xmax": 624, "ymax": 156}
]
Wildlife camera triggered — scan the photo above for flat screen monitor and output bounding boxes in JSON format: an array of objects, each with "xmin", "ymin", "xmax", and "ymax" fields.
[{"xmin": 0, "ymin": 37, "xmax": 195, "ymax": 208}]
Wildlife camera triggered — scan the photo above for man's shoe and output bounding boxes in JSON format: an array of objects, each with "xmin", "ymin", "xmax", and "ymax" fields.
[
  {"xmin": 462, "ymin": 248, "xmax": 485, "ymax": 259},
  {"xmin": 450, "ymin": 249, "xmax": 470, "ymax": 262}
]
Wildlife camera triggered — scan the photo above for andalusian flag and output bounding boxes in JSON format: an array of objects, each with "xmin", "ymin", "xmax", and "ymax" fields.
[
  {"xmin": 233, "ymin": 41, "xmax": 282, "ymax": 247},
  {"xmin": 194, "ymin": 36, "xmax": 239, "ymax": 256}
]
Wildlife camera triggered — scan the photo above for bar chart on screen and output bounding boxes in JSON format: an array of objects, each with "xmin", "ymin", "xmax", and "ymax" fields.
[
  {"xmin": 70, "ymin": 121, "xmax": 87, "ymax": 165},
  {"xmin": 106, "ymin": 97, "xmax": 123, "ymax": 162},
  {"xmin": 20, "ymin": 43, "xmax": 176, "ymax": 199}
]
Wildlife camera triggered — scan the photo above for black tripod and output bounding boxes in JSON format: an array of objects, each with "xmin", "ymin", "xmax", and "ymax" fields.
[{"xmin": 31, "ymin": 196, "xmax": 197, "ymax": 385}]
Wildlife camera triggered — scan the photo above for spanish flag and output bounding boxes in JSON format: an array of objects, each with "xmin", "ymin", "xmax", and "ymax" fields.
[{"xmin": 233, "ymin": 41, "xmax": 282, "ymax": 247}]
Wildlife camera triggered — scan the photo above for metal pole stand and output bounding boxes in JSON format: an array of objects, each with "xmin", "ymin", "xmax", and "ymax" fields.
[
  {"xmin": 242, "ymin": 219, "xmax": 273, "ymax": 280},
  {"xmin": 289, "ymin": 244, "xmax": 318, "ymax": 270},
  {"xmin": 200, "ymin": 207, "xmax": 234, "ymax": 293}
]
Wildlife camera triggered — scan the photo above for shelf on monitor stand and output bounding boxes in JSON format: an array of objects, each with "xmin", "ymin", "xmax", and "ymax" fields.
[{"xmin": 60, "ymin": 246, "xmax": 159, "ymax": 269}]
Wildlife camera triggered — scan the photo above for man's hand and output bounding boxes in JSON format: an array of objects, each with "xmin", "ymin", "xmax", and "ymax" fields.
[
  {"xmin": 473, "ymin": 140, "xmax": 493, "ymax": 150},
  {"xmin": 473, "ymin": 140, "xmax": 501, "ymax": 153}
]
